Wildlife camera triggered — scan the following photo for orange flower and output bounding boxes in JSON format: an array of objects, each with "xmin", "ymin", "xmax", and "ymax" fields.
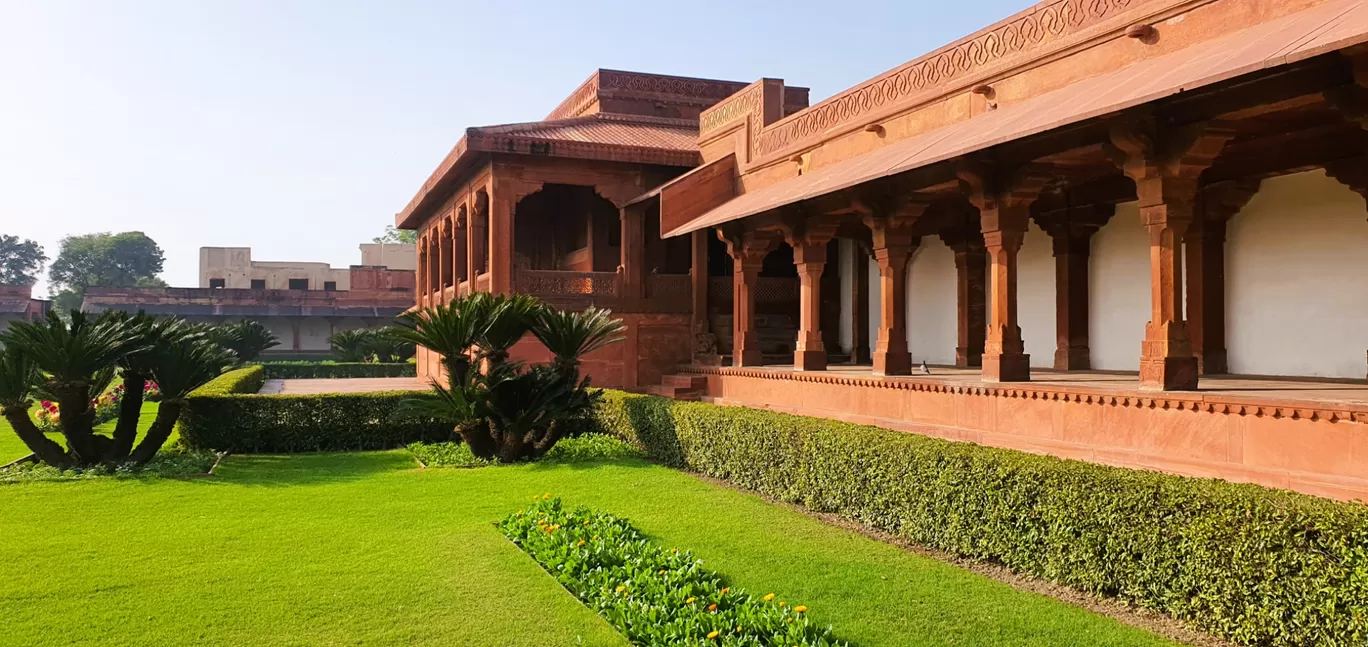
[{"xmin": 708, "ymin": 604, "xmax": 717, "ymax": 611}]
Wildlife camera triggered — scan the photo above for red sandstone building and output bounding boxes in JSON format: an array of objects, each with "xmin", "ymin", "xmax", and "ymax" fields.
[{"xmin": 399, "ymin": 0, "xmax": 1368, "ymax": 501}]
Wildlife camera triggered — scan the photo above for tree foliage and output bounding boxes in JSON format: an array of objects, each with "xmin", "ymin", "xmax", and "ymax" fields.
[
  {"xmin": 47, "ymin": 232, "xmax": 167, "ymax": 310},
  {"xmin": 395, "ymin": 293, "xmax": 624, "ymax": 462},
  {"xmin": 0, "ymin": 235, "xmax": 47, "ymax": 286},
  {"xmin": 210, "ymin": 320, "xmax": 281, "ymax": 363},
  {"xmin": 0, "ymin": 311, "xmax": 235, "ymax": 468},
  {"xmin": 373, "ymin": 225, "xmax": 417, "ymax": 245}
]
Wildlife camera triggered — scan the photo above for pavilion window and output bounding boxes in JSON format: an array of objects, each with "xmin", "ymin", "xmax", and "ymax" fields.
[
  {"xmin": 324, "ymin": 281, "xmax": 337, "ymax": 291},
  {"xmin": 208, "ymin": 278, "xmax": 225, "ymax": 289},
  {"xmin": 288, "ymin": 278, "xmax": 309, "ymax": 290},
  {"xmin": 250, "ymin": 279, "xmax": 266, "ymax": 290}
]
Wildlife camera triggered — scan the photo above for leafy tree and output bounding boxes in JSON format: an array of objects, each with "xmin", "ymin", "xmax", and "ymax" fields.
[
  {"xmin": 210, "ymin": 320, "xmax": 280, "ymax": 363},
  {"xmin": 48, "ymin": 232, "xmax": 167, "ymax": 311},
  {"xmin": 0, "ymin": 311, "xmax": 233, "ymax": 468},
  {"xmin": 396, "ymin": 293, "xmax": 624, "ymax": 462},
  {"xmin": 0, "ymin": 235, "xmax": 47, "ymax": 286},
  {"xmin": 373, "ymin": 225, "xmax": 417, "ymax": 245}
]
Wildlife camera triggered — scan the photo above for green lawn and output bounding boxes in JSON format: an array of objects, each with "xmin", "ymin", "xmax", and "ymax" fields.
[{"xmin": 0, "ymin": 450, "xmax": 1182, "ymax": 647}]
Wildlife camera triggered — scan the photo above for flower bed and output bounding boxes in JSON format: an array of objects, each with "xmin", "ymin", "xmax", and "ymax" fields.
[
  {"xmin": 499, "ymin": 496, "xmax": 846, "ymax": 647},
  {"xmin": 34, "ymin": 379, "xmax": 160, "ymax": 433}
]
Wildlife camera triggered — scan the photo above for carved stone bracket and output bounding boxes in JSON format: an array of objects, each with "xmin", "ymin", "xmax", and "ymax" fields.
[{"xmin": 1325, "ymin": 157, "xmax": 1368, "ymax": 212}]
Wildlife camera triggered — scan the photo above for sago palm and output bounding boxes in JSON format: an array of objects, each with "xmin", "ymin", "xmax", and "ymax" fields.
[
  {"xmin": 0, "ymin": 345, "xmax": 68, "ymax": 467},
  {"xmin": 477, "ymin": 293, "xmax": 546, "ymax": 365},
  {"xmin": 212, "ymin": 319, "xmax": 280, "ymax": 363},
  {"xmin": 533, "ymin": 306, "xmax": 626, "ymax": 374},
  {"xmin": 127, "ymin": 333, "xmax": 236, "ymax": 465},
  {"xmin": 328, "ymin": 329, "xmax": 371, "ymax": 362},
  {"xmin": 394, "ymin": 301, "xmax": 490, "ymax": 383},
  {"xmin": 2, "ymin": 311, "xmax": 146, "ymax": 465}
]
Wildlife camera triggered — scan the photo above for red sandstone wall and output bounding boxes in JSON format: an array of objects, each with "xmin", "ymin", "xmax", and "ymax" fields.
[
  {"xmin": 417, "ymin": 314, "xmax": 692, "ymax": 391},
  {"xmin": 693, "ymin": 371, "xmax": 1368, "ymax": 502}
]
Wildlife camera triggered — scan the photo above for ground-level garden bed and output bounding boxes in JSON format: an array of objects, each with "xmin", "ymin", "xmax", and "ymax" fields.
[{"xmin": 0, "ymin": 451, "xmax": 1184, "ymax": 647}]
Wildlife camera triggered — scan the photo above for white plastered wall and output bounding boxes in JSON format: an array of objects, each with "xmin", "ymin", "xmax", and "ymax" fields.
[
  {"xmin": 906, "ymin": 237, "xmax": 957, "ymax": 365},
  {"xmin": 1226, "ymin": 169, "xmax": 1368, "ymax": 379},
  {"xmin": 1016, "ymin": 222, "xmax": 1056, "ymax": 368},
  {"xmin": 838, "ymin": 239, "xmax": 855, "ymax": 354},
  {"xmin": 1089, "ymin": 202, "xmax": 1149, "ymax": 371}
]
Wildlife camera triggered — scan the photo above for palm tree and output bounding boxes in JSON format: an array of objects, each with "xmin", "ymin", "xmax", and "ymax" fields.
[
  {"xmin": 127, "ymin": 334, "xmax": 235, "ymax": 465},
  {"xmin": 212, "ymin": 319, "xmax": 280, "ymax": 363},
  {"xmin": 2, "ymin": 311, "xmax": 146, "ymax": 464},
  {"xmin": 399, "ymin": 294, "xmax": 621, "ymax": 463},
  {"xmin": 328, "ymin": 329, "xmax": 371, "ymax": 362},
  {"xmin": 533, "ymin": 306, "xmax": 626, "ymax": 375},
  {"xmin": 0, "ymin": 346, "xmax": 68, "ymax": 467}
]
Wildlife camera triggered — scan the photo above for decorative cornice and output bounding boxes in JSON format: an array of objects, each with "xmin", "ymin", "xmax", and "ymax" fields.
[
  {"xmin": 680, "ymin": 365, "xmax": 1368, "ymax": 425},
  {"xmin": 746, "ymin": 0, "xmax": 1183, "ymax": 164}
]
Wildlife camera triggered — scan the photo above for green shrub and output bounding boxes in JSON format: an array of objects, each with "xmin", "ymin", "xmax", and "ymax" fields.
[
  {"xmin": 409, "ymin": 434, "xmax": 640, "ymax": 468},
  {"xmin": 192, "ymin": 366, "xmax": 266, "ymax": 397},
  {"xmin": 180, "ymin": 390, "xmax": 451, "ymax": 453},
  {"xmin": 0, "ymin": 450, "xmax": 218, "ymax": 483},
  {"xmin": 591, "ymin": 391, "xmax": 1368, "ymax": 647},
  {"xmin": 499, "ymin": 497, "xmax": 846, "ymax": 646},
  {"xmin": 256, "ymin": 362, "xmax": 416, "ymax": 379}
]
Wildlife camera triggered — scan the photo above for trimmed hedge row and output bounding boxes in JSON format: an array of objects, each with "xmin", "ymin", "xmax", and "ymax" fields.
[
  {"xmin": 256, "ymin": 362, "xmax": 416, "ymax": 379},
  {"xmin": 180, "ymin": 388, "xmax": 451, "ymax": 453},
  {"xmin": 193, "ymin": 365, "xmax": 267, "ymax": 396},
  {"xmin": 590, "ymin": 391, "xmax": 1368, "ymax": 647}
]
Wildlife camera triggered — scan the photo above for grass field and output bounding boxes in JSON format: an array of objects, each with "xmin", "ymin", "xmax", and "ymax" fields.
[{"xmin": 0, "ymin": 448, "xmax": 1182, "ymax": 647}]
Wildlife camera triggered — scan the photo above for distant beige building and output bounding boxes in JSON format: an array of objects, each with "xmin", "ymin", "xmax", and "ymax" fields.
[{"xmin": 199, "ymin": 243, "xmax": 415, "ymax": 291}]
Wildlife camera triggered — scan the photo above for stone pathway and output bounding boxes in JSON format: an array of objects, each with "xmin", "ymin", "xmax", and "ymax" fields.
[{"xmin": 257, "ymin": 378, "xmax": 425, "ymax": 395}]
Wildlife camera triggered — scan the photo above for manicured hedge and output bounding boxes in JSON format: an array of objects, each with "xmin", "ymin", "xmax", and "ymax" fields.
[
  {"xmin": 590, "ymin": 391, "xmax": 1368, "ymax": 647},
  {"xmin": 180, "ymin": 389, "xmax": 451, "ymax": 453},
  {"xmin": 256, "ymin": 362, "xmax": 417, "ymax": 379},
  {"xmin": 193, "ymin": 365, "xmax": 267, "ymax": 396}
]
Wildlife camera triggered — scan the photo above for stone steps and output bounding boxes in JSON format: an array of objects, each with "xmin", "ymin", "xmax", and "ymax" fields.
[{"xmin": 646, "ymin": 374, "xmax": 708, "ymax": 401}]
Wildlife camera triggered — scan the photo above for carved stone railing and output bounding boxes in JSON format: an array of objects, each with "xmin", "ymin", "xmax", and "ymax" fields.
[
  {"xmin": 709, "ymin": 276, "xmax": 799, "ymax": 308},
  {"xmin": 474, "ymin": 273, "xmax": 491, "ymax": 293},
  {"xmin": 645, "ymin": 273, "xmax": 692, "ymax": 314},
  {"xmin": 457, "ymin": 280, "xmax": 472, "ymax": 298}
]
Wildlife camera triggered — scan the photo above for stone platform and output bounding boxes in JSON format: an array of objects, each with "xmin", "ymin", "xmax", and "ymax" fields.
[{"xmin": 257, "ymin": 378, "xmax": 425, "ymax": 395}]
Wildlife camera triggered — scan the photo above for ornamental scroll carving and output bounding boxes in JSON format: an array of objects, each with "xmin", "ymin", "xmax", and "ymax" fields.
[
  {"xmin": 752, "ymin": 0, "xmax": 1152, "ymax": 158},
  {"xmin": 698, "ymin": 83, "xmax": 765, "ymax": 146}
]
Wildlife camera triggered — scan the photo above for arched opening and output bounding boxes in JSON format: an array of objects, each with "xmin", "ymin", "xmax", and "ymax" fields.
[
  {"xmin": 905, "ymin": 237, "xmax": 957, "ymax": 366},
  {"xmin": 706, "ymin": 233, "xmax": 734, "ymax": 355},
  {"xmin": 472, "ymin": 189, "xmax": 489, "ymax": 279},
  {"xmin": 1226, "ymin": 169, "xmax": 1368, "ymax": 378},
  {"xmin": 513, "ymin": 184, "xmax": 620, "ymax": 272},
  {"xmin": 1088, "ymin": 201, "xmax": 1148, "ymax": 371}
]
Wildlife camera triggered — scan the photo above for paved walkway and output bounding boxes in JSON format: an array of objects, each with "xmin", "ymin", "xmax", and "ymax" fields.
[{"xmin": 257, "ymin": 378, "xmax": 425, "ymax": 395}]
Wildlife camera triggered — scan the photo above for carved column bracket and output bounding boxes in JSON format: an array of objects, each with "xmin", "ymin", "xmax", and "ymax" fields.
[
  {"xmin": 958, "ymin": 161, "xmax": 1051, "ymax": 382},
  {"xmin": 860, "ymin": 200, "xmax": 926, "ymax": 376},
  {"xmin": 719, "ymin": 227, "xmax": 779, "ymax": 367},
  {"xmin": 781, "ymin": 215, "xmax": 841, "ymax": 371},
  {"xmin": 1326, "ymin": 156, "xmax": 1368, "ymax": 212},
  {"xmin": 1107, "ymin": 116, "xmax": 1236, "ymax": 390}
]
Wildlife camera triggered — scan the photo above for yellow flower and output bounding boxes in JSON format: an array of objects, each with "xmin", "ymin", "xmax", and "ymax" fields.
[
  {"xmin": 763, "ymin": 593, "xmax": 775, "ymax": 601},
  {"xmin": 707, "ymin": 631, "xmax": 719, "ymax": 640},
  {"xmin": 685, "ymin": 597, "xmax": 695, "ymax": 604},
  {"xmin": 658, "ymin": 569, "xmax": 666, "ymax": 574},
  {"xmin": 779, "ymin": 601, "xmax": 786, "ymax": 607},
  {"xmin": 583, "ymin": 520, "xmax": 590, "ymax": 526},
  {"xmin": 615, "ymin": 585, "xmax": 626, "ymax": 593},
  {"xmin": 787, "ymin": 618, "xmax": 794, "ymax": 624},
  {"xmin": 794, "ymin": 605, "xmax": 807, "ymax": 613},
  {"xmin": 543, "ymin": 493, "xmax": 552, "ymax": 499},
  {"xmin": 576, "ymin": 540, "xmax": 586, "ymax": 547},
  {"xmin": 532, "ymin": 495, "xmax": 539, "ymax": 501},
  {"xmin": 516, "ymin": 509, "xmax": 524, "ymax": 514}
]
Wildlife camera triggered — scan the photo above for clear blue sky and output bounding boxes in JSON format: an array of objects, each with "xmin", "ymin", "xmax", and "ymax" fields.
[{"xmin": 0, "ymin": 0, "xmax": 1031, "ymax": 294}]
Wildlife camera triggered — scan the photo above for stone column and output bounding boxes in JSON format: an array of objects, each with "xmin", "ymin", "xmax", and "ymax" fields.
[
  {"xmin": 1047, "ymin": 213, "xmax": 1106, "ymax": 371},
  {"xmin": 416, "ymin": 236, "xmax": 428, "ymax": 307},
  {"xmin": 289, "ymin": 317, "xmax": 302, "ymax": 352},
  {"xmin": 488, "ymin": 183, "xmax": 514, "ymax": 295},
  {"xmin": 949, "ymin": 237, "xmax": 986, "ymax": 368},
  {"xmin": 863, "ymin": 215, "xmax": 919, "ymax": 376},
  {"xmin": 427, "ymin": 234, "xmax": 440, "ymax": 303},
  {"xmin": 453, "ymin": 208, "xmax": 468, "ymax": 288},
  {"xmin": 851, "ymin": 244, "xmax": 871, "ymax": 364},
  {"xmin": 619, "ymin": 205, "xmax": 645, "ymax": 302},
  {"xmin": 721, "ymin": 231, "xmax": 775, "ymax": 367},
  {"xmin": 690, "ymin": 230, "xmax": 709, "ymax": 335},
  {"xmin": 1187, "ymin": 179, "xmax": 1259, "ymax": 375},
  {"xmin": 438, "ymin": 219, "xmax": 452, "ymax": 296},
  {"xmin": 1110, "ymin": 119, "xmax": 1234, "ymax": 390}
]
